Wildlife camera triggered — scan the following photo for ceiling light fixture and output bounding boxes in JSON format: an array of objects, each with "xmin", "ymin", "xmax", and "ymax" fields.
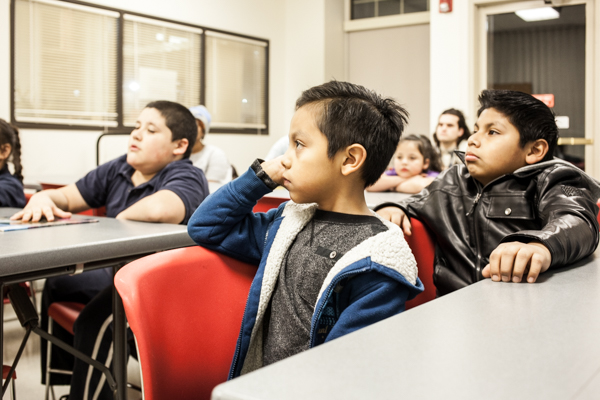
[{"xmin": 515, "ymin": 7, "xmax": 560, "ymax": 22}]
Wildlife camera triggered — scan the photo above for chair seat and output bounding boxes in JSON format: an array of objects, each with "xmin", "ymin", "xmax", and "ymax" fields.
[
  {"xmin": 253, "ymin": 196, "xmax": 287, "ymax": 213},
  {"xmin": 48, "ymin": 302, "xmax": 86, "ymax": 335},
  {"xmin": 2, "ymin": 365, "xmax": 16, "ymax": 380}
]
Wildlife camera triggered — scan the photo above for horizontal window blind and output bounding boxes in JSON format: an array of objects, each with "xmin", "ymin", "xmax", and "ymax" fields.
[
  {"xmin": 205, "ymin": 31, "xmax": 267, "ymax": 131},
  {"xmin": 14, "ymin": 0, "xmax": 119, "ymax": 126},
  {"xmin": 122, "ymin": 14, "xmax": 202, "ymax": 126}
]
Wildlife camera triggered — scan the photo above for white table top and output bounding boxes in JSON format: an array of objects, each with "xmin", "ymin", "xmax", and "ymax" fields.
[
  {"xmin": 0, "ymin": 208, "xmax": 194, "ymax": 279},
  {"xmin": 212, "ymin": 250, "xmax": 600, "ymax": 400}
]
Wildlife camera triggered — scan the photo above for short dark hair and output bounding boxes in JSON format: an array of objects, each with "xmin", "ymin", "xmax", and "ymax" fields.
[
  {"xmin": 477, "ymin": 90, "xmax": 558, "ymax": 162},
  {"xmin": 296, "ymin": 81, "xmax": 409, "ymax": 187},
  {"xmin": 0, "ymin": 119, "xmax": 23, "ymax": 183},
  {"xmin": 400, "ymin": 134, "xmax": 443, "ymax": 173},
  {"xmin": 433, "ymin": 108, "xmax": 471, "ymax": 148},
  {"xmin": 145, "ymin": 101, "xmax": 197, "ymax": 158}
]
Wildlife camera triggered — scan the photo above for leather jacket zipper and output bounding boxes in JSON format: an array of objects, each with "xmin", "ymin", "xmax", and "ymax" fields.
[
  {"xmin": 465, "ymin": 192, "xmax": 481, "ymax": 216},
  {"xmin": 465, "ymin": 190, "xmax": 483, "ymax": 281}
]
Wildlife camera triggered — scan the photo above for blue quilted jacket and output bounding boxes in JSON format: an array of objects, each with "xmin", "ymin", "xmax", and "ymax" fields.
[{"xmin": 188, "ymin": 167, "xmax": 423, "ymax": 378}]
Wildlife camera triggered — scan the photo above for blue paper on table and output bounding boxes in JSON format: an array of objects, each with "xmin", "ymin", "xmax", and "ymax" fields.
[{"xmin": 0, "ymin": 218, "xmax": 99, "ymax": 232}]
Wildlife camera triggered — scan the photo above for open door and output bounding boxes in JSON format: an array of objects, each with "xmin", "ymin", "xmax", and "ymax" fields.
[{"xmin": 475, "ymin": 0, "xmax": 599, "ymax": 178}]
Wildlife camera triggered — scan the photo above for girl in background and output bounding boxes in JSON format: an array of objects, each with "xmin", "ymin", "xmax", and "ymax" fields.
[
  {"xmin": 0, "ymin": 119, "xmax": 26, "ymax": 207},
  {"xmin": 367, "ymin": 134, "xmax": 442, "ymax": 194},
  {"xmin": 433, "ymin": 108, "xmax": 470, "ymax": 169}
]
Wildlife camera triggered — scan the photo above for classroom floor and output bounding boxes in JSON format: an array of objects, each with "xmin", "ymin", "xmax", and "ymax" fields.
[{"xmin": 3, "ymin": 285, "xmax": 142, "ymax": 399}]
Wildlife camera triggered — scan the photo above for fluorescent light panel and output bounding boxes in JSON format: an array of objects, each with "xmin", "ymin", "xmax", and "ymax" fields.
[{"xmin": 515, "ymin": 7, "xmax": 560, "ymax": 22}]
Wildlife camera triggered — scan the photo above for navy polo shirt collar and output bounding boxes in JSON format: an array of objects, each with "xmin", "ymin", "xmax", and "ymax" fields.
[{"xmin": 116, "ymin": 160, "xmax": 160, "ymax": 190}]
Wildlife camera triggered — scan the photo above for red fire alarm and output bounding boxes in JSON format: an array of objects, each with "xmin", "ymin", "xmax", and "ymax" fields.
[{"xmin": 440, "ymin": 0, "xmax": 452, "ymax": 13}]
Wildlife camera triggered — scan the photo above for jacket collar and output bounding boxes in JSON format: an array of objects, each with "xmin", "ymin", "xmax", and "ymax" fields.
[{"xmin": 455, "ymin": 150, "xmax": 580, "ymax": 180}]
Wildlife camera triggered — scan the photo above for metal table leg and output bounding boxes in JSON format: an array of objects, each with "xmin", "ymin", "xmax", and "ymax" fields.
[{"xmin": 113, "ymin": 264, "xmax": 127, "ymax": 400}]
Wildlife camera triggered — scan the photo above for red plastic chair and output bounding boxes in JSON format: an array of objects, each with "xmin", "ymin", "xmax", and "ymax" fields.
[
  {"xmin": 596, "ymin": 199, "xmax": 600, "ymax": 228},
  {"xmin": 2, "ymin": 365, "xmax": 16, "ymax": 399},
  {"xmin": 114, "ymin": 246, "xmax": 256, "ymax": 400},
  {"xmin": 404, "ymin": 219, "xmax": 437, "ymax": 310},
  {"xmin": 253, "ymin": 196, "xmax": 287, "ymax": 213},
  {"xmin": 44, "ymin": 302, "xmax": 86, "ymax": 399}
]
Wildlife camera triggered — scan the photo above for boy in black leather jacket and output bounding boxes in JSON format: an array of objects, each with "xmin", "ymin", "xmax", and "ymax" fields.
[{"xmin": 376, "ymin": 90, "xmax": 600, "ymax": 296}]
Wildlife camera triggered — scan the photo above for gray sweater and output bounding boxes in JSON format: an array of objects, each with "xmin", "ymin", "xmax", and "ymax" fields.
[{"xmin": 262, "ymin": 209, "xmax": 387, "ymax": 366}]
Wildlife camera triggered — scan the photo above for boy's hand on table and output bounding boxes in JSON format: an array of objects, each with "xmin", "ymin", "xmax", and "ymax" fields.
[
  {"xmin": 483, "ymin": 241, "xmax": 551, "ymax": 283},
  {"xmin": 260, "ymin": 156, "xmax": 286, "ymax": 186},
  {"xmin": 10, "ymin": 192, "xmax": 72, "ymax": 222},
  {"xmin": 376, "ymin": 206, "xmax": 412, "ymax": 236}
]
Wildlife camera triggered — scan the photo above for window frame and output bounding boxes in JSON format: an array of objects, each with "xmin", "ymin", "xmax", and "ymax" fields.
[
  {"xmin": 10, "ymin": 0, "xmax": 270, "ymax": 135},
  {"xmin": 344, "ymin": 0, "xmax": 429, "ymax": 32}
]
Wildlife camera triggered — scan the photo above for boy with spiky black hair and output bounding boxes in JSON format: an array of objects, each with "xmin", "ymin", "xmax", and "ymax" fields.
[
  {"xmin": 377, "ymin": 90, "xmax": 600, "ymax": 296},
  {"xmin": 189, "ymin": 81, "xmax": 423, "ymax": 378}
]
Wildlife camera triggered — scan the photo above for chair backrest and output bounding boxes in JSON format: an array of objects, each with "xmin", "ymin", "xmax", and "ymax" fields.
[
  {"xmin": 403, "ymin": 218, "xmax": 437, "ymax": 310},
  {"xmin": 597, "ymin": 199, "xmax": 600, "ymax": 228},
  {"xmin": 114, "ymin": 246, "xmax": 255, "ymax": 400},
  {"xmin": 253, "ymin": 196, "xmax": 288, "ymax": 213},
  {"xmin": 77, "ymin": 206, "xmax": 106, "ymax": 217}
]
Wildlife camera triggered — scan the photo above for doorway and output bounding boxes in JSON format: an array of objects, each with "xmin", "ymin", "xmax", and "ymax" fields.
[{"xmin": 476, "ymin": 0, "xmax": 596, "ymax": 175}]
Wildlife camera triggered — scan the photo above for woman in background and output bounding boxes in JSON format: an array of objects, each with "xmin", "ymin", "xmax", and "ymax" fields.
[{"xmin": 433, "ymin": 108, "xmax": 470, "ymax": 169}]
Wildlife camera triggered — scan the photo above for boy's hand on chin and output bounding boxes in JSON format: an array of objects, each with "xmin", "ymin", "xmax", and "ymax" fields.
[
  {"xmin": 260, "ymin": 156, "xmax": 286, "ymax": 186},
  {"xmin": 483, "ymin": 241, "xmax": 551, "ymax": 284},
  {"xmin": 376, "ymin": 206, "xmax": 412, "ymax": 236}
]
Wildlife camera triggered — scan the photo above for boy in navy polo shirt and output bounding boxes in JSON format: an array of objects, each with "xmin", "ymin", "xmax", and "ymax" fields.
[{"xmin": 12, "ymin": 100, "xmax": 209, "ymax": 399}]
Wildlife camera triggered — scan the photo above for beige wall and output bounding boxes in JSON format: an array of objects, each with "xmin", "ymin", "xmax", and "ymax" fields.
[
  {"xmin": 347, "ymin": 23, "xmax": 430, "ymax": 136},
  {"xmin": 429, "ymin": 0, "xmax": 474, "ymax": 133}
]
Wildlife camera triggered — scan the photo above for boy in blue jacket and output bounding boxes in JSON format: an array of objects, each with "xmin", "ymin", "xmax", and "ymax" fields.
[{"xmin": 188, "ymin": 81, "xmax": 423, "ymax": 378}]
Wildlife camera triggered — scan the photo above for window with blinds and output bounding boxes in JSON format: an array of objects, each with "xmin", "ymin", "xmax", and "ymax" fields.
[
  {"xmin": 14, "ymin": 0, "xmax": 118, "ymax": 126},
  {"xmin": 122, "ymin": 15, "xmax": 202, "ymax": 126},
  {"xmin": 205, "ymin": 32, "xmax": 267, "ymax": 132},
  {"xmin": 12, "ymin": 0, "xmax": 269, "ymax": 134}
]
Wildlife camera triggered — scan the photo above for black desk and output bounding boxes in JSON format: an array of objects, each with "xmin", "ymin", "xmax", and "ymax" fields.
[
  {"xmin": 0, "ymin": 208, "xmax": 195, "ymax": 399},
  {"xmin": 212, "ymin": 250, "xmax": 600, "ymax": 399}
]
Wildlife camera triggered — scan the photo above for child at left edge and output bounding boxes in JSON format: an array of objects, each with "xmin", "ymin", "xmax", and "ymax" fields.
[
  {"xmin": 188, "ymin": 80, "xmax": 423, "ymax": 378},
  {"xmin": 0, "ymin": 119, "xmax": 26, "ymax": 208}
]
